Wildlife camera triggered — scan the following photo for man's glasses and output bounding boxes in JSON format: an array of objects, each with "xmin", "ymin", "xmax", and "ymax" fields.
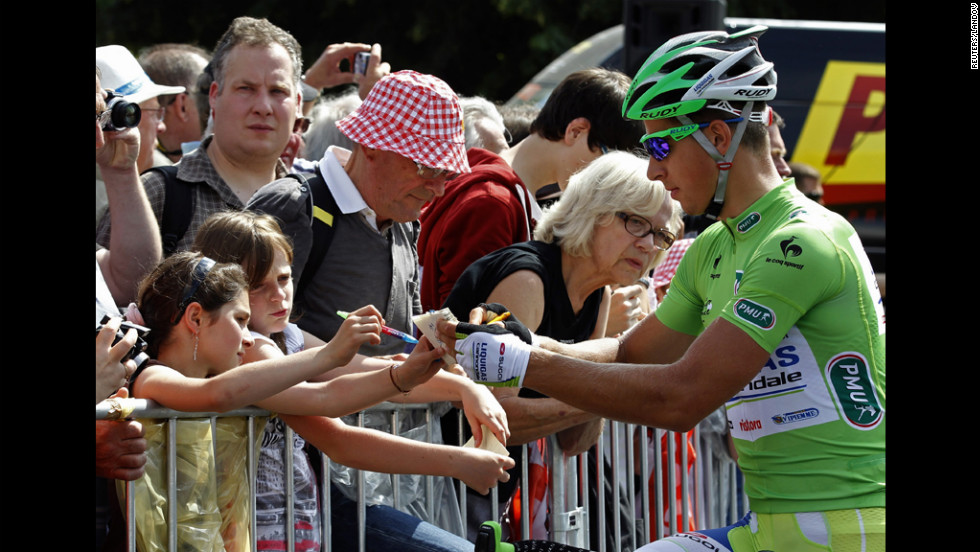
[
  {"xmin": 640, "ymin": 117, "xmax": 744, "ymax": 161},
  {"xmin": 415, "ymin": 162, "xmax": 458, "ymax": 180},
  {"xmin": 615, "ymin": 212, "xmax": 676, "ymax": 251},
  {"xmin": 140, "ymin": 107, "xmax": 166, "ymax": 122}
]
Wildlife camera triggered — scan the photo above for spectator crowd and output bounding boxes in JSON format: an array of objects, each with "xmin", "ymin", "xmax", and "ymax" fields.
[{"xmin": 96, "ymin": 15, "xmax": 884, "ymax": 552}]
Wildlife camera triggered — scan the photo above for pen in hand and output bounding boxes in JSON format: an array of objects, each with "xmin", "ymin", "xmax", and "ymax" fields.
[
  {"xmin": 488, "ymin": 311, "xmax": 511, "ymax": 325},
  {"xmin": 336, "ymin": 310, "xmax": 419, "ymax": 344}
]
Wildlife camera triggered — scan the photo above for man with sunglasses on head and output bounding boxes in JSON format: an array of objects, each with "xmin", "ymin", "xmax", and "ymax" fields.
[{"xmin": 444, "ymin": 26, "xmax": 885, "ymax": 552}]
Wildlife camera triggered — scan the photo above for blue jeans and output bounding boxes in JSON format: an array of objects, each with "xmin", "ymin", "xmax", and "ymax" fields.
[{"xmin": 329, "ymin": 483, "xmax": 473, "ymax": 552}]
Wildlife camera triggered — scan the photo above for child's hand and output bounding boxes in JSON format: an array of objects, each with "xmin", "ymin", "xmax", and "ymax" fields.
[
  {"xmin": 324, "ymin": 305, "xmax": 383, "ymax": 367},
  {"xmin": 393, "ymin": 336, "xmax": 447, "ymax": 392},
  {"xmin": 453, "ymin": 447, "xmax": 514, "ymax": 495},
  {"xmin": 458, "ymin": 383, "xmax": 510, "ymax": 448}
]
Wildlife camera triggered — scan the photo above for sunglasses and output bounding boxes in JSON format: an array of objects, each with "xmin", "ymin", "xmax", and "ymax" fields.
[{"xmin": 640, "ymin": 117, "xmax": 744, "ymax": 161}]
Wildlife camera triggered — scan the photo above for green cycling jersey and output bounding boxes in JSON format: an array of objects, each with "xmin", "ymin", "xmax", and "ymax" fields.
[{"xmin": 656, "ymin": 179, "xmax": 885, "ymax": 514}]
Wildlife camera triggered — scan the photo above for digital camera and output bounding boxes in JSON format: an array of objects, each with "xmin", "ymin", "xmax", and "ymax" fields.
[
  {"xmin": 354, "ymin": 51, "xmax": 370, "ymax": 76},
  {"xmin": 100, "ymin": 89, "xmax": 142, "ymax": 131},
  {"xmin": 97, "ymin": 314, "xmax": 151, "ymax": 370}
]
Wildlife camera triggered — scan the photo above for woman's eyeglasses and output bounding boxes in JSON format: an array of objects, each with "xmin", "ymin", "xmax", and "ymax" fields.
[{"xmin": 615, "ymin": 212, "xmax": 676, "ymax": 251}]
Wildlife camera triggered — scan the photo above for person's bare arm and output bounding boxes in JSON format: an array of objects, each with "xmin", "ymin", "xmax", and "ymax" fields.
[
  {"xmin": 492, "ymin": 386, "xmax": 603, "ymax": 455},
  {"xmin": 524, "ymin": 317, "xmax": 768, "ymax": 431},
  {"xmin": 96, "ymin": 126, "xmax": 162, "ymax": 304},
  {"xmin": 302, "ymin": 42, "xmax": 391, "ymax": 107},
  {"xmin": 280, "ymin": 414, "xmax": 514, "ymax": 495}
]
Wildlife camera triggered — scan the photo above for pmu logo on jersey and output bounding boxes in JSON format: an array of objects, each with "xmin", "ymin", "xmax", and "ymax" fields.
[
  {"xmin": 733, "ymin": 298, "xmax": 775, "ymax": 329},
  {"xmin": 826, "ymin": 352, "xmax": 883, "ymax": 430},
  {"xmin": 737, "ymin": 212, "xmax": 761, "ymax": 233}
]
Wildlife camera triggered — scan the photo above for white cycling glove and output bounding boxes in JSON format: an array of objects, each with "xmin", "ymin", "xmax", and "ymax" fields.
[{"xmin": 454, "ymin": 314, "xmax": 533, "ymax": 387}]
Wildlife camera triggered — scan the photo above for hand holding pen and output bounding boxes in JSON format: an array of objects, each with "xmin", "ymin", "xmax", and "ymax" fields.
[
  {"xmin": 324, "ymin": 305, "xmax": 385, "ymax": 366},
  {"xmin": 337, "ymin": 310, "xmax": 419, "ymax": 344}
]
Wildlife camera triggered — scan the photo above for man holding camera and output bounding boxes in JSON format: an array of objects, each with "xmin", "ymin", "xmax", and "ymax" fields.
[
  {"xmin": 95, "ymin": 44, "xmax": 184, "ymax": 230},
  {"xmin": 96, "ymin": 65, "xmax": 154, "ymax": 549}
]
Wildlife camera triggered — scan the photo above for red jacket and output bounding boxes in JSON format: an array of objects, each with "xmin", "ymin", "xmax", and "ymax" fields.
[{"xmin": 419, "ymin": 148, "xmax": 535, "ymax": 313}]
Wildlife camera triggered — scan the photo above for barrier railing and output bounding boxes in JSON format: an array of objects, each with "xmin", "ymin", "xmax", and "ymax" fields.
[{"xmin": 97, "ymin": 399, "xmax": 746, "ymax": 552}]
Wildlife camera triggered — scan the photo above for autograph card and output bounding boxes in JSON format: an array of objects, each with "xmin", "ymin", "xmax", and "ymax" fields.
[
  {"xmin": 463, "ymin": 425, "xmax": 510, "ymax": 456},
  {"xmin": 412, "ymin": 308, "xmax": 459, "ymax": 366}
]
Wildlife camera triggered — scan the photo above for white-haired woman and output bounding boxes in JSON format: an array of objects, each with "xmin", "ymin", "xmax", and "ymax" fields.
[
  {"xmin": 445, "ymin": 150, "xmax": 677, "ymax": 343},
  {"xmin": 442, "ymin": 150, "xmax": 679, "ymax": 538}
]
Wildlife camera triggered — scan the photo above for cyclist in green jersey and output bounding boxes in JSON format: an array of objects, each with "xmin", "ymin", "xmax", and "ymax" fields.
[{"xmin": 440, "ymin": 25, "xmax": 885, "ymax": 552}]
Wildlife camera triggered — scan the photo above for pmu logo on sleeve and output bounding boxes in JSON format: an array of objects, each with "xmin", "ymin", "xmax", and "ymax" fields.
[
  {"xmin": 826, "ymin": 352, "xmax": 883, "ymax": 430},
  {"xmin": 733, "ymin": 298, "xmax": 775, "ymax": 330}
]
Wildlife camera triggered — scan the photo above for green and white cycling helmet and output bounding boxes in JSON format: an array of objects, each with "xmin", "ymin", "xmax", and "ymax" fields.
[{"xmin": 623, "ymin": 25, "xmax": 778, "ymax": 219}]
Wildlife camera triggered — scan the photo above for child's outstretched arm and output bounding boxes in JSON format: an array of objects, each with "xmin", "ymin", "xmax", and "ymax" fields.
[
  {"xmin": 255, "ymin": 336, "xmax": 448, "ymax": 416},
  {"xmin": 280, "ymin": 413, "xmax": 514, "ymax": 495},
  {"xmin": 133, "ymin": 335, "xmax": 378, "ymax": 413},
  {"xmin": 302, "ymin": 342, "xmax": 512, "ymax": 447}
]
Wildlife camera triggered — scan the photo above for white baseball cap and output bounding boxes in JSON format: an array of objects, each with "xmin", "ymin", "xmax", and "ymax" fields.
[{"xmin": 96, "ymin": 45, "xmax": 185, "ymax": 104}]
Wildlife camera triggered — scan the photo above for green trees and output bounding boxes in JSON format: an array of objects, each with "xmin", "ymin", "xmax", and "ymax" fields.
[{"xmin": 95, "ymin": 0, "xmax": 883, "ymax": 103}]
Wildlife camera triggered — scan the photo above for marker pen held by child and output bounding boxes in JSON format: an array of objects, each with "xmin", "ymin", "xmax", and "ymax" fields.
[{"xmin": 336, "ymin": 310, "xmax": 419, "ymax": 344}]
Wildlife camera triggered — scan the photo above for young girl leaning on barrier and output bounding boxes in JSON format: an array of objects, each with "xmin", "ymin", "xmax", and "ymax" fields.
[
  {"xmin": 122, "ymin": 248, "xmax": 453, "ymax": 552},
  {"xmin": 190, "ymin": 210, "xmax": 515, "ymax": 552}
]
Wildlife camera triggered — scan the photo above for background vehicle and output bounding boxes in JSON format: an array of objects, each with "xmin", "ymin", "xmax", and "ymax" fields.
[{"xmin": 506, "ymin": 16, "xmax": 885, "ymax": 274}]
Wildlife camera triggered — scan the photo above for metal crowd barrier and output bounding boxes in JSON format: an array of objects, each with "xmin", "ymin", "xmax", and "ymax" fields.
[{"xmin": 97, "ymin": 399, "xmax": 747, "ymax": 552}]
